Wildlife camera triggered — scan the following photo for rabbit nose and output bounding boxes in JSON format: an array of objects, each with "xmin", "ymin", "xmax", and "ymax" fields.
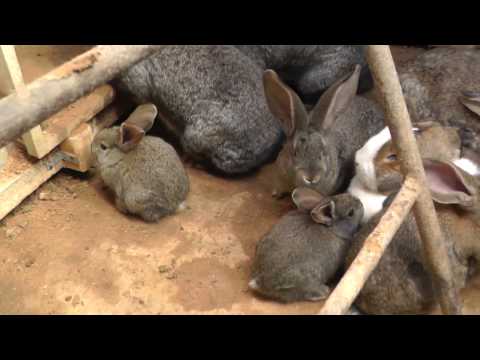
[
  {"xmin": 303, "ymin": 175, "xmax": 320, "ymax": 185},
  {"xmin": 303, "ymin": 176, "xmax": 313, "ymax": 185}
]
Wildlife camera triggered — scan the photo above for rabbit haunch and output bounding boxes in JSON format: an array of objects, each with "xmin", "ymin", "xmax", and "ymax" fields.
[{"xmin": 348, "ymin": 124, "xmax": 480, "ymax": 223}]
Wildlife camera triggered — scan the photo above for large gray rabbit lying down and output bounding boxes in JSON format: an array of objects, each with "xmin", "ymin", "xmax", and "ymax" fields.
[{"xmin": 115, "ymin": 45, "xmax": 371, "ymax": 175}]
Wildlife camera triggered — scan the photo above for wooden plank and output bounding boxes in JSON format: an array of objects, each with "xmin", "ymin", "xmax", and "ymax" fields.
[
  {"xmin": 25, "ymin": 84, "xmax": 115, "ymax": 159},
  {"xmin": 0, "ymin": 45, "xmax": 46, "ymax": 158},
  {"xmin": 0, "ymin": 147, "xmax": 7, "ymax": 168},
  {"xmin": 0, "ymin": 146, "xmax": 64, "ymax": 221},
  {"xmin": 61, "ymin": 100, "xmax": 130, "ymax": 172}
]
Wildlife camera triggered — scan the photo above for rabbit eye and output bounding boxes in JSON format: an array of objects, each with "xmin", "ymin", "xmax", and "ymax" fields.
[
  {"xmin": 387, "ymin": 154, "xmax": 397, "ymax": 161},
  {"xmin": 348, "ymin": 209, "xmax": 355, "ymax": 217},
  {"xmin": 100, "ymin": 143, "xmax": 108, "ymax": 151}
]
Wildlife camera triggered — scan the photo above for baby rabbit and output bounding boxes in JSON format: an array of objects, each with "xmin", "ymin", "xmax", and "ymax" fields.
[
  {"xmin": 351, "ymin": 122, "xmax": 480, "ymax": 223},
  {"xmin": 348, "ymin": 122, "xmax": 472, "ymax": 223},
  {"xmin": 263, "ymin": 64, "xmax": 385, "ymax": 198},
  {"xmin": 233, "ymin": 45, "xmax": 373, "ymax": 103},
  {"xmin": 92, "ymin": 103, "xmax": 190, "ymax": 223},
  {"xmin": 346, "ymin": 159, "xmax": 480, "ymax": 315},
  {"xmin": 249, "ymin": 188, "xmax": 364, "ymax": 303},
  {"xmin": 398, "ymin": 46, "xmax": 480, "ymax": 152}
]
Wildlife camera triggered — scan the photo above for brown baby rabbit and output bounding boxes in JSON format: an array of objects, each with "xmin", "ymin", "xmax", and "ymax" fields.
[
  {"xmin": 348, "ymin": 122, "xmax": 479, "ymax": 223},
  {"xmin": 249, "ymin": 188, "xmax": 364, "ymax": 303},
  {"xmin": 263, "ymin": 64, "xmax": 384, "ymax": 199},
  {"xmin": 346, "ymin": 159, "xmax": 480, "ymax": 315},
  {"xmin": 92, "ymin": 104, "xmax": 190, "ymax": 222}
]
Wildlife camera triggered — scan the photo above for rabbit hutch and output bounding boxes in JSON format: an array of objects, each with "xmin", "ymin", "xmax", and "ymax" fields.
[{"xmin": 0, "ymin": 45, "xmax": 479, "ymax": 315}]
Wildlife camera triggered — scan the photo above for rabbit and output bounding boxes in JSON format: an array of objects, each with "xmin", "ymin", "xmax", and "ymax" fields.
[
  {"xmin": 233, "ymin": 45, "xmax": 373, "ymax": 103},
  {"xmin": 249, "ymin": 187, "xmax": 364, "ymax": 303},
  {"xmin": 397, "ymin": 46, "xmax": 480, "ymax": 153},
  {"xmin": 114, "ymin": 45, "xmax": 283, "ymax": 176},
  {"xmin": 348, "ymin": 121, "xmax": 480, "ymax": 223},
  {"xmin": 263, "ymin": 63, "xmax": 385, "ymax": 199},
  {"xmin": 91, "ymin": 103, "xmax": 190, "ymax": 223},
  {"xmin": 346, "ymin": 159, "xmax": 480, "ymax": 315}
]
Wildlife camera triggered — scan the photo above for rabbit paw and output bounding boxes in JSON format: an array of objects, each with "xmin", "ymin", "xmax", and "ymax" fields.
[{"xmin": 306, "ymin": 285, "xmax": 331, "ymax": 302}]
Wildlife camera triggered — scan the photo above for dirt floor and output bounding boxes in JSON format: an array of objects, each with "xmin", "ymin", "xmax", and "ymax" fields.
[{"xmin": 1, "ymin": 45, "xmax": 480, "ymax": 315}]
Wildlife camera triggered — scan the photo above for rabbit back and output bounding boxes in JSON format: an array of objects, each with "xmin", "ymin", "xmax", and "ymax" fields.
[
  {"xmin": 102, "ymin": 136, "xmax": 189, "ymax": 220},
  {"xmin": 116, "ymin": 45, "xmax": 283, "ymax": 175},
  {"xmin": 399, "ymin": 48, "xmax": 480, "ymax": 151}
]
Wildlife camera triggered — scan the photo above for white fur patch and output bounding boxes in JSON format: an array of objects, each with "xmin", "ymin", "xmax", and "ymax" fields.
[
  {"xmin": 248, "ymin": 279, "xmax": 259, "ymax": 290},
  {"xmin": 454, "ymin": 158, "xmax": 480, "ymax": 176},
  {"xmin": 348, "ymin": 176, "xmax": 387, "ymax": 224},
  {"xmin": 354, "ymin": 127, "xmax": 392, "ymax": 191}
]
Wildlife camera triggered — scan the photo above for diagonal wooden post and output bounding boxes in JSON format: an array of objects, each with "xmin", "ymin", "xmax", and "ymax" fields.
[
  {"xmin": 366, "ymin": 45, "xmax": 461, "ymax": 315},
  {"xmin": 319, "ymin": 45, "xmax": 462, "ymax": 315}
]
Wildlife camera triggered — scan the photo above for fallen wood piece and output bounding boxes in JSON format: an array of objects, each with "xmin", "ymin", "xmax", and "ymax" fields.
[
  {"xmin": 319, "ymin": 176, "xmax": 421, "ymax": 315},
  {"xmin": 366, "ymin": 45, "xmax": 462, "ymax": 315},
  {"xmin": 0, "ymin": 45, "xmax": 165, "ymax": 149},
  {"xmin": 0, "ymin": 150, "xmax": 64, "ymax": 221}
]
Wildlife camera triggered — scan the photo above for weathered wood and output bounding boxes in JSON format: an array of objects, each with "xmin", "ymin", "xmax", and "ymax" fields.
[
  {"xmin": 27, "ymin": 84, "xmax": 115, "ymax": 159},
  {"xmin": 61, "ymin": 100, "xmax": 130, "ymax": 172},
  {"xmin": 0, "ymin": 149, "xmax": 64, "ymax": 221},
  {"xmin": 0, "ymin": 45, "xmax": 165, "ymax": 149},
  {"xmin": 0, "ymin": 148, "xmax": 7, "ymax": 168},
  {"xmin": 366, "ymin": 45, "xmax": 462, "ymax": 315},
  {"xmin": 319, "ymin": 177, "xmax": 421, "ymax": 315}
]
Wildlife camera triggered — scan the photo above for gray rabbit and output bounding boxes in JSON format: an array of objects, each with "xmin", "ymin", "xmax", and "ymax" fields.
[
  {"xmin": 263, "ymin": 64, "xmax": 385, "ymax": 198},
  {"xmin": 115, "ymin": 45, "xmax": 372, "ymax": 175},
  {"xmin": 398, "ymin": 47, "xmax": 480, "ymax": 152},
  {"xmin": 233, "ymin": 45, "xmax": 373, "ymax": 102},
  {"xmin": 249, "ymin": 188, "xmax": 364, "ymax": 303},
  {"xmin": 346, "ymin": 159, "xmax": 480, "ymax": 315},
  {"xmin": 92, "ymin": 104, "xmax": 190, "ymax": 223},
  {"xmin": 115, "ymin": 45, "xmax": 282, "ymax": 175}
]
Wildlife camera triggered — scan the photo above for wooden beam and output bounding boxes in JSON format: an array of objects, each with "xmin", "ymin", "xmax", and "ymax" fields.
[
  {"xmin": 0, "ymin": 148, "xmax": 64, "ymax": 221},
  {"xmin": 61, "ymin": 100, "xmax": 130, "ymax": 172},
  {"xmin": 26, "ymin": 84, "xmax": 115, "ymax": 159},
  {"xmin": 0, "ymin": 45, "xmax": 164, "ymax": 149},
  {"xmin": 366, "ymin": 45, "xmax": 462, "ymax": 315}
]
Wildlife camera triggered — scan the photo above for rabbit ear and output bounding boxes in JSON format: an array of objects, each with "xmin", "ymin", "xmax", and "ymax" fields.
[
  {"xmin": 118, "ymin": 123, "xmax": 145, "ymax": 153},
  {"xmin": 309, "ymin": 65, "xmax": 361, "ymax": 131},
  {"xmin": 311, "ymin": 200, "xmax": 335, "ymax": 226},
  {"xmin": 424, "ymin": 159, "xmax": 476, "ymax": 207},
  {"xmin": 292, "ymin": 187, "xmax": 325, "ymax": 211},
  {"xmin": 263, "ymin": 69, "xmax": 308, "ymax": 137},
  {"xmin": 124, "ymin": 103, "xmax": 158, "ymax": 133},
  {"xmin": 460, "ymin": 91, "xmax": 480, "ymax": 117}
]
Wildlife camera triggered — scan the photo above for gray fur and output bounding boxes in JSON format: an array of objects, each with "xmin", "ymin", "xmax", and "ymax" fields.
[
  {"xmin": 115, "ymin": 45, "xmax": 282, "ymax": 175},
  {"xmin": 234, "ymin": 45, "xmax": 372, "ymax": 100},
  {"xmin": 92, "ymin": 127, "xmax": 190, "ymax": 223},
  {"xmin": 265, "ymin": 66, "xmax": 385, "ymax": 198},
  {"xmin": 346, "ymin": 161, "xmax": 480, "ymax": 315},
  {"xmin": 398, "ymin": 47, "xmax": 480, "ymax": 152},
  {"xmin": 250, "ymin": 193, "xmax": 364, "ymax": 303},
  {"xmin": 115, "ymin": 45, "xmax": 371, "ymax": 175}
]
